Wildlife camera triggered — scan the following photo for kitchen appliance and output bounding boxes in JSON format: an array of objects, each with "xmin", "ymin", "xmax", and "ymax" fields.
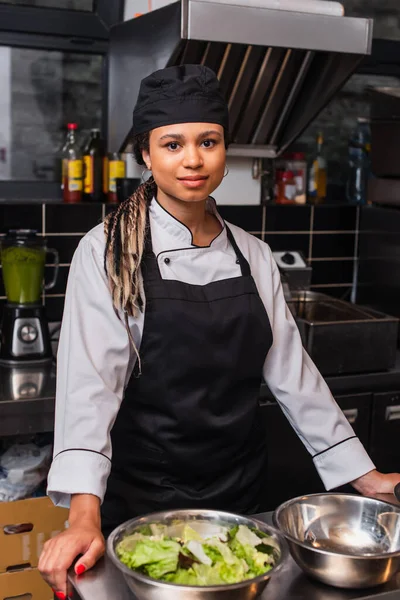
[
  {"xmin": 272, "ymin": 251, "xmax": 312, "ymax": 300},
  {"xmin": 107, "ymin": 509, "xmax": 288, "ymax": 600},
  {"xmin": 0, "ymin": 230, "xmax": 59, "ymax": 366},
  {"xmin": 274, "ymin": 493, "xmax": 400, "ymax": 589},
  {"xmin": 108, "ymin": 0, "xmax": 372, "ymax": 157}
]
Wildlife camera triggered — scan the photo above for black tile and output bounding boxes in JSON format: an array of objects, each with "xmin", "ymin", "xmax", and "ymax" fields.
[
  {"xmin": 360, "ymin": 205, "xmax": 400, "ymax": 234},
  {"xmin": 46, "ymin": 235, "xmax": 82, "ymax": 264},
  {"xmin": 44, "ymin": 296, "xmax": 65, "ymax": 322},
  {"xmin": 312, "ymin": 233, "xmax": 355, "ymax": 258},
  {"xmin": 44, "ymin": 266, "xmax": 69, "ymax": 295},
  {"xmin": 313, "ymin": 205, "xmax": 357, "ymax": 231},
  {"xmin": 265, "ymin": 205, "xmax": 311, "ymax": 232},
  {"xmin": 265, "ymin": 233, "xmax": 310, "ymax": 256},
  {"xmin": 311, "ymin": 260, "xmax": 355, "ymax": 285},
  {"xmin": 218, "ymin": 205, "xmax": 263, "ymax": 231},
  {"xmin": 105, "ymin": 204, "xmax": 118, "ymax": 217},
  {"xmin": 45, "ymin": 204, "xmax": 102, "ymax": 233},
  {"xmin": 310, "ymin": 285, "xmax": 353, "ymax": 301},
  {"xmin": 0, "ymin": 204, "xmax": 42, "ymax": 233}
]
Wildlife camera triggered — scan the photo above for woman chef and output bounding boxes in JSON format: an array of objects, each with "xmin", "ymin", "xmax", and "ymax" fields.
[{"xmin": 39, "ymin": 65, "xmax": 400, "ymax": 598}]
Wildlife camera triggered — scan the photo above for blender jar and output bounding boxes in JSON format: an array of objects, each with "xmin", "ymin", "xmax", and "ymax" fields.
[{"xmin": 1, "ymin": 230, "xmax": 59, "ymax": 304}]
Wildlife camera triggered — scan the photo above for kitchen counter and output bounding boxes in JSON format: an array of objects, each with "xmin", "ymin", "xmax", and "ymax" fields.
[
  {"xmin": 69, "ymin": 509, "xmax": 400, "ymax": 600},
  {"xmin": 3, "ymin": 354, "xmax": 400, "ymax": 437},
  {"xmin": 0, "ymin": 364, "xmax": 56, "ymax": 436}
]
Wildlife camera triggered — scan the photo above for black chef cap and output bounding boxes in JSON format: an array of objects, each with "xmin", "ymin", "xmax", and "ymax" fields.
[{"xmin": 132, "ymin": 64, "xmax": 229, "ymax": 136}]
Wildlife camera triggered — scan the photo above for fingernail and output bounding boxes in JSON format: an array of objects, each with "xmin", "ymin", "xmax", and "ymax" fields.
[
  {"xmin": 75, "ymin": 564, "xmax": 86, "ymax": 575},
  {"xmin": 55, "ymin": 593, "xmax": 66, "ymax": 600}
]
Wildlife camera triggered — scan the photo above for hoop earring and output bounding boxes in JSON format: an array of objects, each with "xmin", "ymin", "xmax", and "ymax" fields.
[{"xmin": 223, "ymin": 166, "xmax": 229, "ymax": 178}]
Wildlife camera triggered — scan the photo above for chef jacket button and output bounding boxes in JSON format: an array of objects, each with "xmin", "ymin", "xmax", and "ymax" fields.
[{"xmin": 164, "ymin": 257, "xmax": 170, "ymax": 265}]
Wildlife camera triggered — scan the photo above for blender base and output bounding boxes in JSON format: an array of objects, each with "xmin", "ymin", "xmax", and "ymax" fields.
[{"xmin": 0, "ymin": 304, "xmax": 54, "ymax": 365}]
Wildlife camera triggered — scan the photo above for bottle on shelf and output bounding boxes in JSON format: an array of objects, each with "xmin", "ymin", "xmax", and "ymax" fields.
[
  {"xmin": 308, "ymin": 132, "xmax": 327, "ymax": 204},
  {"xmin": 61, "ymin": 123, "xmax": 83, "ymax": 204},
  {"xmin": 288, "ymin": 152, "xmax": 307, "ymax": 204},
  {"xmin": 346, "ymin": 117, "xmax": 371, "ymax": 205},
  {"xmin": 83, "ymin": 128, "xmax": 107, "ymax": 202},
  {"xmin": 275, "ymin": 170, "xmax": 297, "ymax": 204},
  {"xmin": 107, "ymin": 152, "xmax": 126, "ymax": 204}
]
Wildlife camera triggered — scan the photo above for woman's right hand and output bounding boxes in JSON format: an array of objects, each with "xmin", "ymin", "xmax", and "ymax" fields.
[
  {"xmin": 39, "ymin": 519, "xmax": 105, "ymax": 599},
  {"xmin": 39, "ymin": 494, "xmax": 105, "ymax": 599}
]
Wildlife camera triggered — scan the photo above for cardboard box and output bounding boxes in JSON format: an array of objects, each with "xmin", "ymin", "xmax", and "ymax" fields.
[
  {"xmin": 0, "ymin": 497, "xmax": 68, "ymax": 573},
  {"xmin": 0, "ymin": 568, "xmax": 53, "ymax": 600}
]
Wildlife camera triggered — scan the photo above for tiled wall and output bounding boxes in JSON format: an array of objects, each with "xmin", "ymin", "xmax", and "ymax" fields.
[
  {"xmin": 357, "ymin": 205, "xmax": 400, "ymax": 318},
  {"xmin": 0, "ymin": 202, "xmax": 359, "ymax": 323},
  {"xmin": 219, "ymin": 204, "xmax": 359, "ymax": 301}
]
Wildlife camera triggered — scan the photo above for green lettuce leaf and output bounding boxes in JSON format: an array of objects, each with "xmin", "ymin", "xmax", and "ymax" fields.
[{"xmin": 117, "ymin": 539, "xmax": 180, "ymax": 577}]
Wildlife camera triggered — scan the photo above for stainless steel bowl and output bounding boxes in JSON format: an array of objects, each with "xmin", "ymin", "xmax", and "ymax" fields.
[
  {"xmin": 107, "ymin": 509, "xmax": 288, "ymax": 600},
  {"xmin": 273, "ymin": 493, "xmax": 400, "ymax": 589}
]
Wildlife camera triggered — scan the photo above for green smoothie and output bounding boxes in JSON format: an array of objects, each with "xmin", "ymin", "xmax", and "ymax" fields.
[{"xmin": 1, "ymin": 245, "xmax": 46, "ymax": 304}]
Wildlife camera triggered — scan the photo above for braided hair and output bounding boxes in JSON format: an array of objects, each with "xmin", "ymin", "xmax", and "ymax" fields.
[{"xmin": 104, "ymin": 132, "xmax": 156, "ymax": 318}]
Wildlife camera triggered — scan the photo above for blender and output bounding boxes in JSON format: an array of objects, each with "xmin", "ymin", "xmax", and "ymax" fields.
[{"xmin": 0, "ymin": 230, "xmax": 59, "ymax": 365}]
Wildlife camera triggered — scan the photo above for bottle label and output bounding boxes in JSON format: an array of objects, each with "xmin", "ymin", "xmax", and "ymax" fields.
[
  {"xmin": 109, "ymin": 160, "xmax": 126, "ymax": 193},
  {"xmin": 68, "ymin": 159, "xmax": 83, "ymax": 192},
  {"xmin": 83, "ymin": 155, "xmax": 93, "ymax": 194}
]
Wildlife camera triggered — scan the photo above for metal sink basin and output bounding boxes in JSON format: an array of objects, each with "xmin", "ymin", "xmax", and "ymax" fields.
[{"xmin": 287, "ymin": 292, "xmax": 398, "ymax": 376}]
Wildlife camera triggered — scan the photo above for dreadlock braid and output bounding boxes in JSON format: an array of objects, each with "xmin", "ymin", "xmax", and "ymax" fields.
[
  {"xmin": 104, "ymin": 132, "xmax": 156, "ymax": 318},
  {"xmin": 104, "ymin": 176, "xmax": 155, "ymax": 317}
]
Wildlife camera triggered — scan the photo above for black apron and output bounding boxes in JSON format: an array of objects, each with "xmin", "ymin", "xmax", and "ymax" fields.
[{"xmin": 101, "ymin": 223, "xmax": 273, "ymax": 537}]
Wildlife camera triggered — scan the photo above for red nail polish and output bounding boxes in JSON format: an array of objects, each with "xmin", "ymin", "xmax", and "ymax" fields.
[
  {"xmin": 76, "ymin": 564, "xmax": 86, "ymax": 575},
  {"xmin": 55, "ymin": 592, "xmax": 66, "ymax": 600}
]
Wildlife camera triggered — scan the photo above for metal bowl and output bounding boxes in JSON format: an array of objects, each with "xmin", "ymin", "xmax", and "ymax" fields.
[
  {"xmin": 273, "ymin": 493, "xmax": 400, "ymax": 589},
  {"xmin": 107, "ymin": 509, "xmax": 288, "ymax": 600}
]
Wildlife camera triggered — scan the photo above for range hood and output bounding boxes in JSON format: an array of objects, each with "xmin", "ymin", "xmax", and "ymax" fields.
[{"xmin": 108, "ymin": 0, "xmax": 372, "ymax": 157}]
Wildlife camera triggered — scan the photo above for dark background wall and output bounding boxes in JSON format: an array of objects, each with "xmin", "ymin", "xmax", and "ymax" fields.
[{"xmin": 0, "ymin": 202, "xmax": 359, "ymax": 323}]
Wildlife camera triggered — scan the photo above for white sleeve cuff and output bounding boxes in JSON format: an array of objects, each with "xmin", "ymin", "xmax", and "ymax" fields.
[
  {"xmin": 47, "ymin": 449, "xmax": 111, "ymax": 508},
  {"xmin": 313, "ymin": 436, "xmax": 376, "ymax": 491}
]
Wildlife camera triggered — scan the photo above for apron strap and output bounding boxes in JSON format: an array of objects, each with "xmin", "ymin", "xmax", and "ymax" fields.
[{"xmin": 225, "ymin": 225, "xmax": 251, "ymax": 277}]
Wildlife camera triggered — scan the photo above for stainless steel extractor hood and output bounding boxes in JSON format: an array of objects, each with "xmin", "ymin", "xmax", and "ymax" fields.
[{"xmin": 108, "ymin": 0, "xmax": 372, "ymax": 157}]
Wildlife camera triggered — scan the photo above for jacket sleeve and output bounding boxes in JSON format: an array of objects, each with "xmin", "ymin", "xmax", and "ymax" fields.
[
  {"xmin": 47, "ymin": 235, "xmax": 139, "ymax": 508},
  {"xmin": 260, "ymin": 245, "xmax": 375, "ymax": 490}
]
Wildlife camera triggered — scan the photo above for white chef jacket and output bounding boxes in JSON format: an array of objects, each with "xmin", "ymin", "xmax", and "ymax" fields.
[{"xmin": 47, "ymin": 198, "xmax": 375, "ymax": 508}]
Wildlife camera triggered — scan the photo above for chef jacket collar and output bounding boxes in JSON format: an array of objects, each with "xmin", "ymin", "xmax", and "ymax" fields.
[{"xmin": 149, "ymin": 197, "xmax": 227, "ymax": 249}]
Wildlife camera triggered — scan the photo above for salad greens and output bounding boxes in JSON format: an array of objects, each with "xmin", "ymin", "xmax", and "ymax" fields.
[{"xmin": 116, "ymin": 523, "xmax": 279, "ymax": 586}]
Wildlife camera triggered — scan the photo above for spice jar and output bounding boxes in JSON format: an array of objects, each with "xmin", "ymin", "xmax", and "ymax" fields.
[{"xmin": 275, "ymin": 170, "xmax": 296, "ymax": 204}]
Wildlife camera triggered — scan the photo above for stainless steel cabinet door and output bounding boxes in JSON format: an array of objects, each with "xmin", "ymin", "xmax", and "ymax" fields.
[
  {"xmin": 262, "ymin": 393, "xmax": 372, "ymax": 511},
  {"xmin": 370, "ymin": 391, "xmax": 400, "ymax": 473}
]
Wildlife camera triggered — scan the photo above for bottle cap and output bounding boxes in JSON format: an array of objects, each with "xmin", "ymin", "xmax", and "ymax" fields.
[
  {"xmin": 67, "ymin": 123, "xmax": 78, "ymax": 130},
  {"xmin": 282, "ymin": 170, "xmax": 294, "ymax": 180}
]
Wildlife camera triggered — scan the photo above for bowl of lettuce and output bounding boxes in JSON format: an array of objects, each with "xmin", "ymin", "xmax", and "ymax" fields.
[{"xmin": 107, "ymin": 509, "xmax": 288, "ymax": 600}]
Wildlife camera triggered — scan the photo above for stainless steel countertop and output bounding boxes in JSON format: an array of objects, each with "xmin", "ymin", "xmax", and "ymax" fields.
[
  {"xmin": 69, "ymin": 508, "xmax": 400, "ymax": 600},
  {"xmin": 0, "ymin": 364, "xmax": 56, "ymax": 436}
]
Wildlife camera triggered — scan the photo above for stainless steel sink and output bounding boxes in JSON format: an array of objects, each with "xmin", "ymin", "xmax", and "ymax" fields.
[{"xmin": 287, "ymin": 292, "xmax": 398, "ymax": 376}]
